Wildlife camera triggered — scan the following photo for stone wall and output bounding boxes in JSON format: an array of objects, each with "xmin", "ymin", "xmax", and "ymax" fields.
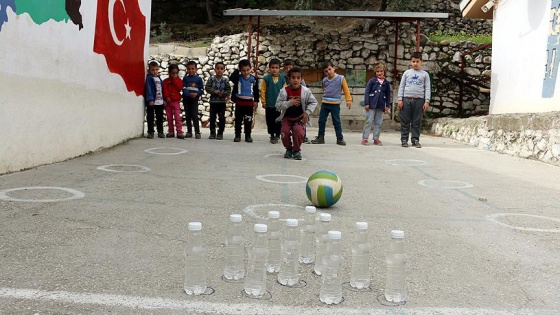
[{"xmin": 431, "ymin": 114, "xmax": 560, "ymax": 166}]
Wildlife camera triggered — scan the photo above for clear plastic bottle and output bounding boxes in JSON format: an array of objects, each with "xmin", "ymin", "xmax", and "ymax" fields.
[
  {"xmin": 244, "ymin": 223, "xmax": 269, "ymax": 297},
  {"xmin": 299, "ymin": 206, "xmax": 317, "ymax": 264},
  {"xmin": 319, "ymin": 230, "xmax": 343, "ymax": 305},
  {"xmin": 278, "ymin": 219, "xmax": 300, "ymax": 286},
  {"xmin": 184, "ymin": 222, "xmax": 207, "ymax": 295},
  {"xmin": 313, "ymin": 213, "xmax": 332, "ymax": 276},
  {"xmin": 350, "ymin": 222, "xmax": 371, "ymax": 289},
  {"xmin": 384, "ymin": 230, "xmax": 407, "ymax": 303},
  {"xmin": 223, "ymin": 214, "xmax": 245, "ymax": 280},
  {"xmin": 266, "ymin": 211, "xmax": 281, "ymax": 273}
]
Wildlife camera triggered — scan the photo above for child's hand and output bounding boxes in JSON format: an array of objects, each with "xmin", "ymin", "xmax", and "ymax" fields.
[
  {"xmin": 364, "ymin": 105, "xmax": 370, "ymax": 111},
  {"xmin": 166, "ymin": 98, "xmax": 171, "ymax": 103},
  {"xmin": 423, "ymin": 102, "xmax": 429, "ymax": 111},
  {"xmin": 148, "ymin": 101, "xmax": 154, "ymax": 106},
  {"xmin": 261, "ymin": 103, "xmax": 266, "ymax": 109},
  {"xmin": 215, "ymin": 91, "xmax": 223, "ymax": 97},
  {"xmin": 253, "ymin": 102, "xmax": 258, "ymax": 109},
  {"xmin": 385, "ymin": 106, "xmax": 390, "ymax": 114},
  {"xmin": 398, "ymin": 100, "xmax": 403, "ymax": 109},
  {"xmin": 290, "ymin": 97, "xmax": 301, "ymax": 106},
  {"xmin": 346, "ymin": 101, "xmax": 352, "ymax": 109},
  {"xmin": 190, "ymin": 93, "xmax": 197, "ymax": 99},
  {"xmin": 301, "ymin": 113, "xmax": 309, "ymax": 125}
]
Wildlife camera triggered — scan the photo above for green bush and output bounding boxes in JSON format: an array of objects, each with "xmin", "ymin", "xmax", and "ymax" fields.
[
  {"xmin": 429, "ymin": 29, "xmax": 492, "ymax": 44},
  {"xmin": 151, "ymin": 22, "xmax": 173, "ymax": 43}
]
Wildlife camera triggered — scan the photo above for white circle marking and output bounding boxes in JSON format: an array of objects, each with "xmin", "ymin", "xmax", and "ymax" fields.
[
  {"xmin": 385, "ymin": 159, "xmax": 428, "ymax": 166},
  {"xmin": 144, "ymin": 147, "xmax": 189, "ymax": 155},
  {"xmin": 418, "ymin": 180, "xmax": 473, "ymax": 189},
  {"xmin": 97, "ymin": 164, "xmax": 151, "ymax": 173},
  {"xmin": 255, "ymin": 174, "xmax": 307, "ymax": 184},
  {"xmin": 243, "ymin": 204, "xmax": 310, "ymax": 221},
  {"xmin": 0, "ymin": 187, "xmax": 85, "ymax": 203},
  {"xmin": 486, "ymin": 213, "xmax": 560, "ymax": 233}
]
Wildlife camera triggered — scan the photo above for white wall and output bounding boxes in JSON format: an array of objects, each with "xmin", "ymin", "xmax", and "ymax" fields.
[
  {"xmin": 0, "ymin": 1, "xmax": 151, "ymax": 174},
  {"xmin": 490, "ymin": 0, "xmax": 560, "ymax": 114}
]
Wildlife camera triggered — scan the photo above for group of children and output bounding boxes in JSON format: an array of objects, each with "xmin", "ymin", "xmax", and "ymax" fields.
[{"xmin": 144, "ymin": 52, "xmax": 431, "ymax": 159}]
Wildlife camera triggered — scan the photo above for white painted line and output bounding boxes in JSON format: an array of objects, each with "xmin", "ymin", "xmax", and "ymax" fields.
[
  {"xmin": 255, "ymin": 174, "xmax": 308, "ymax": 184},
  {"xmin": 417, "ymin": 180, "xmax": 473, "ymax": 189},
  {"xmin": 144, "ymin": 147, "xmax": 189, "ymax": 155},
  {"xmin": 96, "ymin": 164, "xmax": 151, "ymax": 173},
  {"xmin": 486, "ymin": 213, "xmax": 560, "ymax": 233},
  {"xmin": 0, "ymin": 187, "xmax": 85, "ymax": 202},
  {"xmin": 0, "ymin": 287, "xmax": 534, "ymax": 314},
  {"xmin": 243, "ymin": 204, "xmax": 306, "ymax": 221},
  {"xmin": 385, "ymin": 159, "xmax": 428, "ymax": 167}
]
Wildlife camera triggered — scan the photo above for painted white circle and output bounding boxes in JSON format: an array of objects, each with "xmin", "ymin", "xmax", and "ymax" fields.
[
  {"xmin": 385, "ymin": 159, "xmax": 428, "ymax": 166},
  {"xmin": 418, "ymin": 180, "xmax": 473, "ymax": 189},
  {"xmin": 0, "ymin": 186, "xmax": 85, "ymax": 202},
  {"xmin": 243, "ymin": 204, "xmax": 312, "ymax": 221},
  {"xmin": 144, "ymin": 147, "xmax": 189, "ymax": 155},
  {"xmin": 255, "ymin": 174, "xmax": 308, "ymax": 184},
  {"xmin": 264, "ymin": 154, "xmax": 307, "ymax": 161},
  {"xmin": 486, "ymin": 213, "xmax": 560, "ymax": 233},
  {"xmin": 97, "ymin": 164, "xmax": 151, "ymax": 173}
]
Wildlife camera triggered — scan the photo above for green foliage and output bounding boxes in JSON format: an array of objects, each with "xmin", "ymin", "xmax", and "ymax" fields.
[
  {"xmin": 430, "ymin": 29, "xmax": 492, "ymax": 44},
  {"xmin": 150, "ymin": 21, "xmax": 173, "ymax": 43},
  {"xmin": 384, "ymin": 0, "xmax": 430, "ymax": 11}
]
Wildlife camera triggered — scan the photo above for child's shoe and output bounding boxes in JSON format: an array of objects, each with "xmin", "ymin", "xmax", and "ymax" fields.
[
  {"xmin": 284, "ymin": 150, "xmax": 293, "ymax": 158},
  {"xmin": 373, "ymin": 140, "xmax": 382, "ymax": 146},
  {"xmin": 303, "ymin": 137, "xmax": 310, "ymax": 144},
  {"xmin": 270, "ymin": 136, "xmax": 278, "ymax": 144},
  {"xmin": 147, "ymin": 133, "xmax": 154, "ymax": 139},
  {"xmin": 336, "ymin": 138, "xmax": 346, "ymax": 146},
  {"xmin": 361, "ymin": 138, "xmax": 368, "ymax": 145},
  {"xmin": 311, "ymin": 136, "xmax": 325, "ymax": 144},
  {"xmin": 158, "ymin": 132, "xmax": 165, "ymax": 138},
  {"xmin": 412, "ymin": 141, "xmax": 422, "ymax": 148},
  {"xmin": 166, "ymin": 133, "xmax": 175, "ymax": 138},
  {"xmin": 216, "ymin": 132, "xmax": 223, "ymax": 140},
  {"xmin": 186, "ymin": 132, "xmax": 193, "ymax": 138},
  {"xmin": 234, "ymin": 135, "xmax": 241, "ymax": 142},
  {"xmin": 195, "ymin": 133, "xmax": 201, "ymax": 139},
  {"xmin": 245, "ymin": 135, "xmax": 253, "ymax": 143},
  {"xmin": 402, "ymin": 141, "xmax": 409, "ymax": 147},
  {"xmin": 293, "ymin": 151, "xmax": 302, "ymax": 160},
  {"xmin": 177, "ymin": 133, "xmax": 185, "ymax": 139}
]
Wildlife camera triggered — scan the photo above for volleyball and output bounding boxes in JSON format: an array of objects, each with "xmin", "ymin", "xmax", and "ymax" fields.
[{"xmin": 306, "ymin": 170, "xmax": 343, "ymax": 208}]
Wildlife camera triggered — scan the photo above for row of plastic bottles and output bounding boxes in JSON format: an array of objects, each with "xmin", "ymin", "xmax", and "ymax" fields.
[{"xmin": 184, "ymin": 207, "xmax": 407, "ymax": 305}]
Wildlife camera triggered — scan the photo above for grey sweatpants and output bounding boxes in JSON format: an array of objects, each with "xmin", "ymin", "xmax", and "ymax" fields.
[{"xmin": 399, "ymin": 98, "xmax": 424, "ymax": 143}]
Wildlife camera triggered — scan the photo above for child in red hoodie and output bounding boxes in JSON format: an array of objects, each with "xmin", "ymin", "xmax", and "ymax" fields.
[{"xmin": 163, "ymin": 64, "xmax": 184, "ymax": 139}]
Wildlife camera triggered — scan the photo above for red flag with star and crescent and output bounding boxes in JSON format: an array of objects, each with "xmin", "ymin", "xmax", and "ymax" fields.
[{"xmin": 93, "ymin": 0, "xmax": 146, "ymax": 96}]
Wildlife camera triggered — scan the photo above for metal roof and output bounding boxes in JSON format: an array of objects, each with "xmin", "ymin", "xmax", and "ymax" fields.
[{"xmin": 223, "ymin": 9, "xmax": 449, "ymax": 19}]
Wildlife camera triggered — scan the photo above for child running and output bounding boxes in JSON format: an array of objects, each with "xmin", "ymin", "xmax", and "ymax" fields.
[
  {"xmin": 275, "ymin": 67, "xmax": 318, "ymax": 160},
  {"xmin": 362, "ymin": 62, "xmax": 391, "ymax": 145}
]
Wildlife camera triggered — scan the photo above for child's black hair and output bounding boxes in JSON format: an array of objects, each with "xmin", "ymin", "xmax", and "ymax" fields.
[
  {"xmin": 214, "ymin": 61, "xmax": 225, "ymax": 68},
  {"xmin": 411, "ymin": 52, "xmax": 423, "ymax": 60},
  {"xmin": 238, "ymin": 59, "xmax": 251, "ymax": 69},
  {"xmin": 168, "ymin": 63, "xmax": 179, "ymax": 72},
  {"xmin": 186, "ymin": 60, "xmax": 197, "ymax": 67},
  {"xmin": 321, "ymin": 60, "xmax": 334, "ymax": 69},
  {"xmin": 283, "ymin": 59, "xmax": 295, "ymax": 66},
  {"xmin": 287, "ymin": 66, "xmax": 302, "ymax": 77},
  {"xmin": 148, "ymin": 61, "xmax": 159, "ymax": 68},
  {"xmin": 269, "ymin": 58, "xmax": 281, "ymax": 67}
]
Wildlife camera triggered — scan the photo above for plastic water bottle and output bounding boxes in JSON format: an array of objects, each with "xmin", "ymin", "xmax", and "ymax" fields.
[
  {"xmin": 384, "ymin": 230, "xmax": 407, "ymax": 303},
  {"xmin": 319, "ymin": 230, "xmax": 343, "ymax": 305},
  {"xmin": 350, "ymin": 222, "xmax": 371, "ymax": 289},
  {"xmin": 299, "ymin": 206, "xmax": 317, "ymax": 264},
  {"xmin": 223, "ymin": 214, "xmax": 245, "ymax": 280},
  {"xmin": 266, "ymin": 211, "xmax": 281, "ymax": 273},
  {"xmin": 245, "ymin": 223, "xmax": 269, "ymax": 297},
  {"xmin": 278, "ymin": 219, "xmax": 300, "ymax": 286},
  {"xmin": 184, "ymin": 222, "xmax": 207, "ymax": 295},
  {"xmin": 313, "ymin": 213, "xmax": 332, "ymax": 276}
]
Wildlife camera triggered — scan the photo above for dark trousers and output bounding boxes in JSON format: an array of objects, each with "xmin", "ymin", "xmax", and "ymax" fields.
[
  {"xmin": 234, "ymin": 105, "xmax": 254, "ymax": 136},
  {"xmin": 265, "ymin": 107, "xmax": 281, "ymax": 138},
  {"xmin": 399, "ymin": 97, "xmax": 424, "ymax": 143},
  {"xmin": 209, "ymin": 102, "xmax": 226, "ymax": 134},
  {"xmin": 281, "ymin": 117, "xmax": 305, "ymax": 152},
  {"xmin": 146, "ymin": 105, "xmax": 164, "ymax": 134},
  {"xmin": 317, "ymin": 103, "xmax": 343, "ymax": 139},
  {"xmin": 184, "ymin": 97, "xmax": 200, "ymax": 134}
]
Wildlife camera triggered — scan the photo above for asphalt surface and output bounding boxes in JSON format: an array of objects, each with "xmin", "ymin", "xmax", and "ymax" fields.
[{"xmin": 1, "ymin": 127, "xmax": 560, "ymax": 315}]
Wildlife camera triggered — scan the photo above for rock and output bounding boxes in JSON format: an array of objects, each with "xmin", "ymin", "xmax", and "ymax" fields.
[{"xmin": 465, "ymin": 67, "xmax": 481, "ymax": 76}]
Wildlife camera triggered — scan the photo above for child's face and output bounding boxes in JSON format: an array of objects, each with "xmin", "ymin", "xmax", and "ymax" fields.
[
  {"xmin": 169, "ymin": 68, "xmax": 179, "ymax": 78},
  {"xmin": 289, "ymin": 72, "xmax": 302, "ymax": 88},
  {"xmin": 284, "ymin": 64, "xmax": 293, "ymax": 73},
  {"xmin": 187, "ymin": 64, "xmax": 197, "ymax": 76},
  {"xmin": 240, "ymin": 65, "xmax": 252, "ymax": 78},
  {"xmin": 149, "ymin": 66, "xmax": 159, "ymax": 77},
  {"xmin": 269, "ymin": 64, "xmax": 280, "ymax": 75},
  {"xmin": 375, "ymin": 68, "xmax": 385, "ymax": 79},
  {"xmin": 323, "ymin": 65, "xmax": 336, "ymax": 79},
  {"xmin": 214, "ymin": 64, "xmax": 225, "ymax": 77},
  {"xmin": 411, "ymin": 58, "xmax": 422, "ymax": 70}
]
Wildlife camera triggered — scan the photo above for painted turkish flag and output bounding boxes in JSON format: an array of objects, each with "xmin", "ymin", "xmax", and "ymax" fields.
[{"xmin": 93, "ymin": 0, "xmax": 146, "ymax": 96}]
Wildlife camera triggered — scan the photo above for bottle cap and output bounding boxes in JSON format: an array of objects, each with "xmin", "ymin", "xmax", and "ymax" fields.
[
  {"xmin": 305, "ymin": 206, "xmax": 317, "ymax": 214},
  {"xmin": 268, "ymin": 211, "xmax": 280, "ymax": 219},
  {"xmin": 319, "ymin": 213, "xmax": 332, "ymax": 222},
  {"xmin": 328, "ymin": 230, "xmax": 342, "ymax": 240},
  {"xmin": 286, "ymin": 219, "xmax": 299, "ymax": 227},
  {"xmin": 391, "ymin": 230, "xmax": 405, "ymax": 239},
  {"xmin": 255, "ymin": 223, "xmax": 267, "ymax": 233},
  {"xmin": 188, "ymin": 222, "xmax": 202, "ymax": 231},
  {"xmin": 229, "ymin": 214, "xmax": 242, "ymax": 223},
  {"xmin": 356, "ymin": 222, "xmax": 368, "ymax": 230}
]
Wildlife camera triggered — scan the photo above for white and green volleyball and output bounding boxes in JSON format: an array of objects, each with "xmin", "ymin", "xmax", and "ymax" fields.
[{"xmin": 306, "ymin": 170, "xmax": 343, "ymax": 208}]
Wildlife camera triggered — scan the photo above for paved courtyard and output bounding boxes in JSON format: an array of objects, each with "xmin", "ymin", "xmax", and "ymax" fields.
[{"xmin": 1, "ymin": 128, "xmax": 559, "ymax": 314}]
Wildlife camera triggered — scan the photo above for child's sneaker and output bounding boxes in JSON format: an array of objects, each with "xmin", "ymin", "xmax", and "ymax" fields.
[
  {"xmin": 270, "ymin": 136, "xmax": 278, "ymax": 144},
  {"xmin": 186, "ymin": 132, "xmax": 193, "ymax": 138},
  {"xmin": 166, "ymin": 133, "xmax": 175, "ymax": 138},
  {"xmin": 373, "ymin": 140, "xmax": 382, "ymax": 146},
  {"xmin": 283, "ymin": 150, "xmax": 293, "ymax": 158},
  {"xmin": 195, "ymin": 133, "xmax": 201, "ymax": 139},
  {"xmin": 336, "ymin": 138, "xmax": 346, "ymax": 146},
  {"xmin": 245, "ymin": 136, "xmax": 253, "ymax": 143},
  {"xmin": 216, "ymin": 132, "xmax": 223, "ymax": 140},
  {"xmin": 147, "ymin": 133, "xmax": 154, "ymax": 139},
  {"xmin": 412, "ymin": 141, "xmax": 422, "ymax": 148},
  {"xmin": 401, "ymin": 141, "xmax": 409, "ymax": 147},
  {"xmin": 361, "ymin": 138, "xmax": 368, "ymax": 145},
  {"xmin": 177, "ymin": 133, "xmax": 185, "ymax": 139},
  {"xmin": 293, "ymin": 151, "xmax": 302, "ymax": 160},
  {"xmin": 157, "ymin": 132, "xmax": 165, "ymax": 138},
  {"xmin": 209, "ymin": 132, "xmax": 216, "ymax": 139},
  {"xmin": 311, "ymin": 136, "xmax": 325, "ymax": 144},
  {"xmin": 303, "ymin": 137, "xmax": 310, "ymax": 144},
  {"xmin": 234, "ymin": 135, "xmax": 241, "ymax": 142}
]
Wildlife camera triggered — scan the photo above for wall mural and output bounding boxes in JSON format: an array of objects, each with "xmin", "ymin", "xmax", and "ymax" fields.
[
  {"xmin": 0, "ymin": 0, "xmax": 146, "ymax": 96},
  {"xmin": 544, "ymin": 0, "xmax": 560, "ymax": 98}
]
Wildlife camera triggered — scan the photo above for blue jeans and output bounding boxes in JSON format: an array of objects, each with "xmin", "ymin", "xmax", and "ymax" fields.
[
  {"xmin": 362, "ymin": 108, "xmax": 384, "ymax": 140},
  {"xmin": 317, "ymin": 103, "xmax": 343, "ymax": 139}
]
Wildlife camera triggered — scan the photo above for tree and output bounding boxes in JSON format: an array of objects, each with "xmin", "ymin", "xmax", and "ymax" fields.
[{"xmin": 206, "ymin": 0, "xmax": 215, "ymax": 25}]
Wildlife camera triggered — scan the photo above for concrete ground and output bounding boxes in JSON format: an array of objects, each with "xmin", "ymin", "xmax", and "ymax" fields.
[{"xmin": 1, "ymin": 127, "xmax": 560, "ymax": 315}]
